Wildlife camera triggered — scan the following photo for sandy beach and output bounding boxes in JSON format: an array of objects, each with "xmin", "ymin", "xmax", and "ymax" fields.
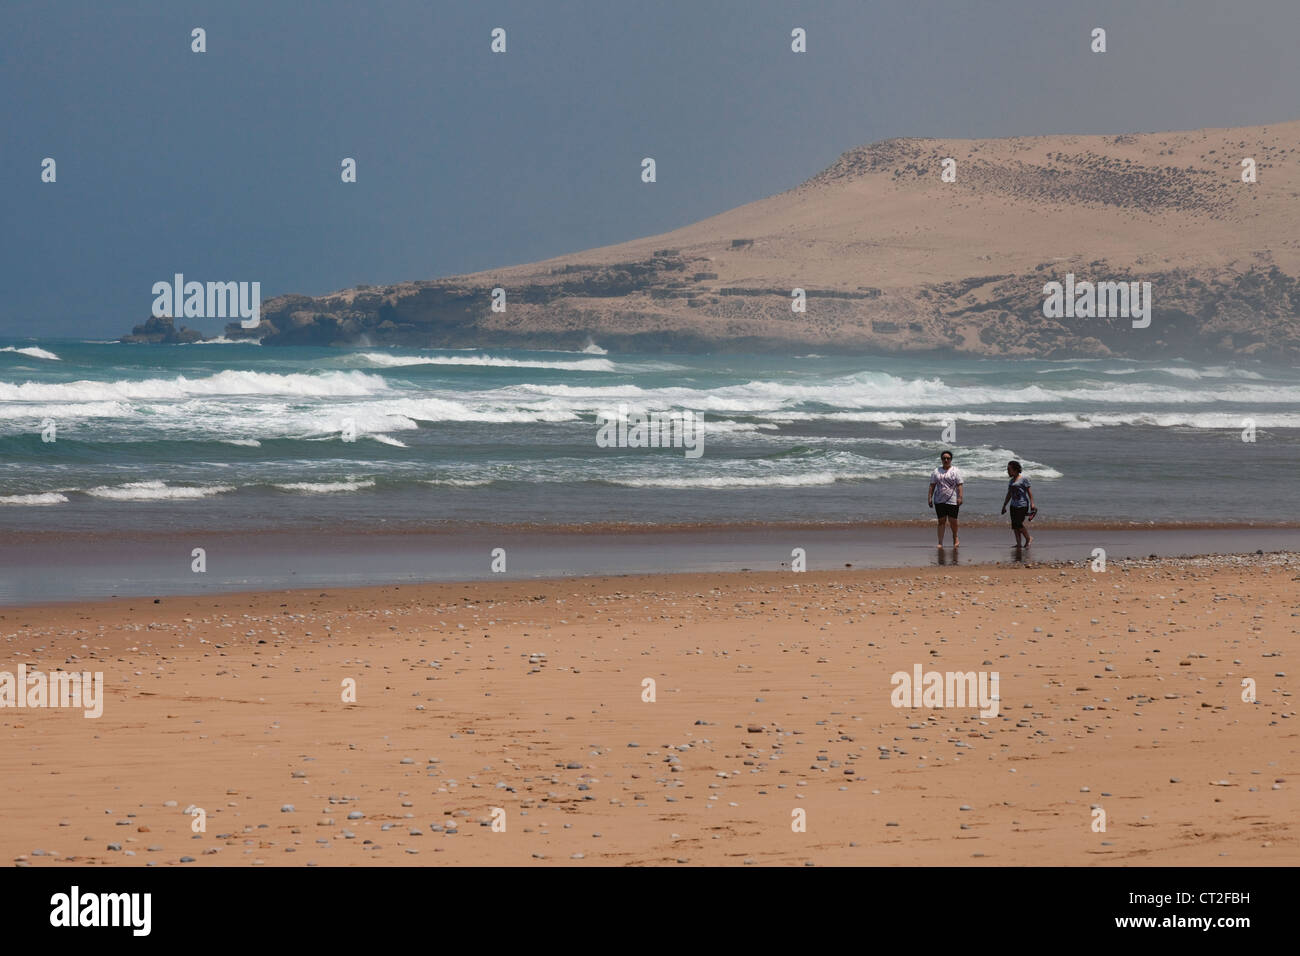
[{"xmin": 2, "ymin": 551, "xmax": 1295, "ymax": 867}]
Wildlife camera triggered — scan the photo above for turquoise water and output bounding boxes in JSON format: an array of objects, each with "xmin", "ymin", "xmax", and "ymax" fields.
[{"xmin": 2, "ymin": 339, "xmax": 1298, "ymax": 533}]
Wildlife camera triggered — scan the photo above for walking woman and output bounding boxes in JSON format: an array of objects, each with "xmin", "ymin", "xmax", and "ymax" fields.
[
  {"xmin": 1001, "ymin": 459, "xmax": 1035, "ymax": 547},
  {"xmin": 928, "ymin": 450, "xmax": 964, "ymax": 548}
]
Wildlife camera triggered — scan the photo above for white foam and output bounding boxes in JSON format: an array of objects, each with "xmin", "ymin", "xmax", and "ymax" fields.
[
  {"xmin": 0, "ymin": 346, "xmax": 60, "ymax": 361},
  {"xmin": 601, "ymin": 447, "xmax": 1061, "ymax": 489},
  {"xmin": 1101, "ymin": 365, "xmax": 1264, "ymax": 380},
  {"xmin": 221, "ymin": 438, "xmax": 262, "ymax": 447},
  {"xmin": 0, "ymin": 492, "xmax": 68, "ymax": 506},
  {"xmin": 770, "ymin": 410, "xmax": 1300, "ymax": 429},
  {"xmin": 85, "ymin": 481, "xmax": 235, "ymax": 501},
  {"xmin": 612, "ymin": 472, "xmax": 849, "ymax": 489},
  {"xmin": 507, "ymin": 370, "xmax": 1300, "ymax": 411},
  {"xmin": 369, "ymin": 434, "xmax": 408, "ymax": 447},
  {"xmin": 371, "ymin": 396, "xmax": 579, "ymax": 425},
  {"xmin": 0, "ymin": 369, "xmax": 387, "ymax": 403},
  {"xmin": 0, "ymin": 401, "xmax": 132, "ymax": 421},
  {"xmin": 355, "ymin": 351, "xmax": 617, "ymax": 372},
  {"xmin": 701, "ymin": 419, "xmax": 780, "ymax": 434},
  {"xmin": 273, "ymin": 480, "xmax": 376, "ymax": 494}
]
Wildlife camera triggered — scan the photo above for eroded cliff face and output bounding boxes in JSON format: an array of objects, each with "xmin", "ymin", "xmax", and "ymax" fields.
[
  {"xmin": 124, "ymin": 121, "xmax": 1300, "ymax": 359},
  {"xmin": 201, "ymin": 259, "xmax": 1298, "ymax": 360}
]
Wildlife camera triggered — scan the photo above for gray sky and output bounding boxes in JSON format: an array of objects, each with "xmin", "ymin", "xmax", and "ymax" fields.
[{"xmin": 3, "ymin": 0, "xmax": 1298, "ymax": 338}]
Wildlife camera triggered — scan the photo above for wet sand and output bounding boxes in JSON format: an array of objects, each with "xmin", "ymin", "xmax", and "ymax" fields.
[
  {"xmin": 2, "ymin": 521, "xmax": 1297, "ymax": 604},
  {"xmin": 1, "ymin": 551, "xmax": 1295, "ymax": 866}
]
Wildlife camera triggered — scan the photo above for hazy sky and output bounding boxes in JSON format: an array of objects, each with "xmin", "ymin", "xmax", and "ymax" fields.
[{"xmin": 4, "ymin": 0, "xmax": 1298, "ymax": 338}]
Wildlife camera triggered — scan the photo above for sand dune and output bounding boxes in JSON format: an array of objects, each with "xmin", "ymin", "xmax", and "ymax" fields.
[{"xmin": 200, "ymin": 121, "xmax": 1300, "ymax": 358}]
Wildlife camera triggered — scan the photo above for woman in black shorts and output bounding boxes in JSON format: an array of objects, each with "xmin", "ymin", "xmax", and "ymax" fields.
[
  {"xmin": 928, "ymin": 451, "xmax": 964, "ymax": 548},
  {"xmin": 1000, "ymin": 459, "xmax": 1034, "ymax": 548}
]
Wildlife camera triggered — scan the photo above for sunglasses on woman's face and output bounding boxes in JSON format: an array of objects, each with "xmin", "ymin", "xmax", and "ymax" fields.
[{"xmin": 941, "ymin": 456, "xmax": 952, "ymax": 462}]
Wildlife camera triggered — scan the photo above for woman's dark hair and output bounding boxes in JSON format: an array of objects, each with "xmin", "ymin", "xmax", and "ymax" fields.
[{"xmin": 1008, "ymin": 460, "xmax": 1022, "ymax": 474}]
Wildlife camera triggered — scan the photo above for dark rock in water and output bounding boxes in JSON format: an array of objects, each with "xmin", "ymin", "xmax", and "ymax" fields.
[{"xmin": 120, "ymin": 316, "xmax": 205, "ymax": 344}]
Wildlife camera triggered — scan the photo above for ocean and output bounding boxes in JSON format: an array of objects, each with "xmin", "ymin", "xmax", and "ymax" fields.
[{"xmin": 2, "ymin": 339, "xmax": 1298, "ymax": 536}]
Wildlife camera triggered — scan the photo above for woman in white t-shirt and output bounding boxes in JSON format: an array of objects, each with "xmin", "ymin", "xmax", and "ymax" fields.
[{"xmin": 927, "ymin": 450, "xmax": 964, "ymax": 548}]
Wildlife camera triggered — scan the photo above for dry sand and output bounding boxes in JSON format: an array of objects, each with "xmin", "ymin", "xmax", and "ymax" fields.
[{"xmin": 2, "ymin": 554, "xmax": 1295, "ymax": 867}]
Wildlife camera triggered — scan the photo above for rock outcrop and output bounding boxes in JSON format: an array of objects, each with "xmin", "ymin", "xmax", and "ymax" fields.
[{"xmin": 119, "ymin": 316, "xmax": 204, "ymax": 344}]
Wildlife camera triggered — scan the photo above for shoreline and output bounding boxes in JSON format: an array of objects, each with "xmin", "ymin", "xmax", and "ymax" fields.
[
  {"xmin": 5, "ymin": 541, "xmax": 1294, "ymax": 608},
  {"xmin": 5, "ymin": 517, "xmax": 1299, "ymax": 543},
  {"xmin": 1, "ymin": 521, "xmax": 1296, "ymax": 606}
]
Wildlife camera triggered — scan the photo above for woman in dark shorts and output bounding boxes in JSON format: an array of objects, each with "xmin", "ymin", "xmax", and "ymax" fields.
[
  {"xmin": 928, "ymin": 451, "xmax": 964, "ymax": 548},
  {"xmin": 1000, "ymin": 459, "xmax": 1035, "ymax": 547}
]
